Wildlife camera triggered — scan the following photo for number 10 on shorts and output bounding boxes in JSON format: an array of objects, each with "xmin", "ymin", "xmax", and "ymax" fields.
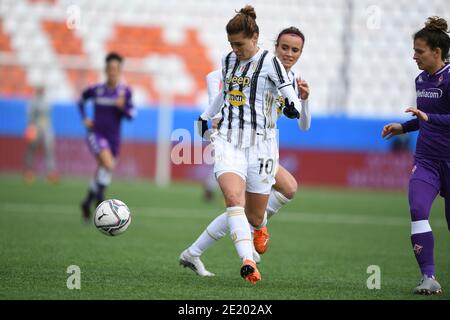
[{"xmin": 258, "ymin": 158, "xmax": 274, "ymax": 175}]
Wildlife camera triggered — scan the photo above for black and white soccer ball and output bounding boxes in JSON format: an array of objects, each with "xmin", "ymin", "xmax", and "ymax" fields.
[{"xmin": 94, "ymin": 199, "xmax": 131, "ymax": 236}]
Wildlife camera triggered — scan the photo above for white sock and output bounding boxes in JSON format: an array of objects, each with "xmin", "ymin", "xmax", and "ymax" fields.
[
  {"xmin": 89, "ymin": 179, "xmax": 98, "ymax": 193},
  {"xmin": 227, "ymin": 206, "xmax": 253, "ymax": 262},
  {"xmin": 267, "ymin": 190, "xmax": 290, "ymax": 219},
  {"xmin": 97, "ymin": 166, "xmax": 112, "ymax": 186},
  {"xmin": 188, "ymin": 212, "xmax": 228, "ymax": 256}
]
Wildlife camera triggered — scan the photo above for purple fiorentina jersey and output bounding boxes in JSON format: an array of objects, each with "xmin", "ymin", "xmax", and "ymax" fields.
[
  {"xmin": 79, "ymin": 83, "xmax": 134, "ymax": 140},
  {"xmin": 402, "ymin": 63, "xmax": 450, "ymax": 160}
]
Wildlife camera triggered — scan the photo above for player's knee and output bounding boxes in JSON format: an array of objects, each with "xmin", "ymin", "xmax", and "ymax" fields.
[
  {"xmin": 409, "ymin": 201, "xmax": 429, "ymax": 221},
  {"xmin": 224, "ymin": 193, "xmax": 244, "ymax": 207},
  {"xmin": 247, "ymin": 215, "xmax": 263, "ymax": 228},
  {"xmin": 245, "ymin": 210, "xmax": 265, "ymax": 228},
  {"xmin": 283, "ymin": 179, "xmax": 298, "ymax": 200},
  {"xmin": 106, "ymin": 162, "xmax": 115, "ymax": 171},
  {"xmin": 277, "ymin": 179, "xmax": 298, "ymax": 200},
  {"xmin": 102, "ymin": 159, "xmax": 114, "ymax": 171}
]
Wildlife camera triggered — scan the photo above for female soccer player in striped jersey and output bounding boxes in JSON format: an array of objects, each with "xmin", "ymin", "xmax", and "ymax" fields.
[
  {"xmin": 79, "ymin": 53, "xmax": 135, "ymax": 223},
  {"xmin": 196, "ymin": 26, "xmax": 310, "ymax": 264},
  {"xmin": 179, "ymin": 6, "xmax": 304, "ymax": 284},
  {"xmin": 382, "ymin": 16, "xmax": 450, "ymax": 295}
]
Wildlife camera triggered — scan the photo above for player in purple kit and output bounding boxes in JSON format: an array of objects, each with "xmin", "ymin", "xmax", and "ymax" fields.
[
  {"xmin": 382, "ymin": 17, "xmax": 449, "ymax": 295},
  {"xmin": 79, "ymin": 52, "xmax": 135, "ymax": 223}
]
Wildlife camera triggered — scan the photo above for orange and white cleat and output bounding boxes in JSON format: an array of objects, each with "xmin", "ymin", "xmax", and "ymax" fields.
[
  {"xmin": 240, "ymin": 259, "xmax": 261, "ymax": 284},
  {"xmin": 253, "ymin": 226, "xmax": 269, "ymax": 254}
]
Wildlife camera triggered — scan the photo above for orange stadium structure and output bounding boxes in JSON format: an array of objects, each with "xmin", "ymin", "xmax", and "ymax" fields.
[{"xmin": 0, "ymin": 19, "xmax": 33, "ymax": 96}]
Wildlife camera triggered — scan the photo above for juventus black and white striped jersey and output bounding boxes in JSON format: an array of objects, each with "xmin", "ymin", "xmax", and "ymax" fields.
[
  {"xmin": 202, "ymin": 49, "xmax": 302, "ymax": 148},
  {"xmin": 270, "ymin": 69, "xmax": 310, "ymax": 131}
]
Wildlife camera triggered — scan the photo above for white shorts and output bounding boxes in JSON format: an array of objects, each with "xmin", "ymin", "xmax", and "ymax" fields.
[{"xmin": 212, "ymin": 133, "xmax": 279, "ymax": 194}]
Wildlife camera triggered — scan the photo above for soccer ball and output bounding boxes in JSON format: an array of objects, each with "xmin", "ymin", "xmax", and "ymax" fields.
[{"xmin": 94, "ymin": 199, "xmax": 131, "ymax": 236}]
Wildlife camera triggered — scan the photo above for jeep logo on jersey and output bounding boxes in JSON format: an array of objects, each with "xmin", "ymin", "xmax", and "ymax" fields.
[
  {"xmin": 228, "ymin": 90, "xmax": 246, "ymax": 107},
  {"xmin": 225, "ymin": 76, "xmax": 251, "ymax": 87},
  {"xmin": 417, "ymin": 88, "xmax": 443, "ymax": 99}
]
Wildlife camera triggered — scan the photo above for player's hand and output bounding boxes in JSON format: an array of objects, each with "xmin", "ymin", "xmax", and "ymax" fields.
[
  {"xmin": 116, "ymin": 91, "xmax": 126, "ymax": 110},
  {"xmin": 283, "ymin": 98, "xmax": 300, "ymax": 119},
  {"xmin": 197, "ymin": 116, "xmax": 211, "ymax": 140},
  {"xmin": 382, "ymin": 123, "xmax": 403, "ymax": 140},
  {"xmin": 83, "ymin": 118, "xmax": 93, "ymax": 130},
  {"xmin": 405, "ymin": 107, "xmax": 428, "ymax": 122},
  {"xmin": 297, "ymin": 78, "xmax": 310, "ymax": 100},
  {"xmin": 211, "ymin": 118, "xmax": 220, "ymax": 130}
]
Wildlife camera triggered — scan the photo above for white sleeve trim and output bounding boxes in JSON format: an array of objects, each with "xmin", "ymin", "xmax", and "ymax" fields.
[
  {"xmin": 201, "ymin": 92, "xmax": 223, "ymax": 120},
  {"xmin": 206, "ymin": 70, "xmax": 222, "ymax": 106},
  {"xmin": 298, "ymin": 99, "xmax": 311, "ymax": 131}
]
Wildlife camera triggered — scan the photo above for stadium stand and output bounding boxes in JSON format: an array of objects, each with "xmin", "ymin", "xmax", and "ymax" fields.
[{"xmin": 0, "ymin": 0, "xmax": 449, "ymax": 114}]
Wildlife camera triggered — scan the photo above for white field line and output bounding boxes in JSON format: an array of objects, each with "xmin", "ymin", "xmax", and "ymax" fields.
[{"xmin": 0, "ymin": 203, "xmax": 448, "ymax": 229}]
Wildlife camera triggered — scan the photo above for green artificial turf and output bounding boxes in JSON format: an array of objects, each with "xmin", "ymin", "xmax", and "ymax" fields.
[{"xmin": 0, "ymin": 174, "xmax": 448, "ymax": 299}]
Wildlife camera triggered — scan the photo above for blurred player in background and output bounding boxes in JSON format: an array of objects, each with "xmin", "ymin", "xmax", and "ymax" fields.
[
  {"xmin": 79, "ymin": 52, "xmax": 135, "ymax": 223},
  {"xmin": 23, "ymin": 86, "xmax": 59, "ymax": 184},
  {"xmin": 198, "ymin": 26, "xmax": 310, "ymax": 264},
  {"xmin": 382, "ymin": 16, "xmax": 450, "ymax": 295},
  {"xmin": 180, "ymin": 6, "xmax": 304, "ymax": 284}
]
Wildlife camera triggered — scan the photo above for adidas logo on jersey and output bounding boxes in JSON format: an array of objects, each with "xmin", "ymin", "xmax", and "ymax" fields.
[{"xmin": 225, "ymin": 75, "xmax": 251, "ymax": 87}]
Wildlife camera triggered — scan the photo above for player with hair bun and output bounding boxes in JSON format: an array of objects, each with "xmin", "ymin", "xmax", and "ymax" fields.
[
  {"xmin": 194, "ymin": 25, "xmax": 311, "ymax": 265},
  {"xmin": 180, "ymin": 5, "xmax": 304, "ymax": 284},
  {"xmin": 382, "ymin": 16, "xmax": 450, "ymax": 295}
]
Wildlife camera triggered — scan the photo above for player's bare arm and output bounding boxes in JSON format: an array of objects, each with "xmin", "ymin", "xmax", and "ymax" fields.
[{"xmin": 381, "ymin": 123, "xmax": 403, "ymax": 139}]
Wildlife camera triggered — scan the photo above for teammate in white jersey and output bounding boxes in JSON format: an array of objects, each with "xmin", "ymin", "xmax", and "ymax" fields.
[
  {"xmin": 179, "ymin": 6, "xmax": 303, "ymax": 285},
  {"xmin": 256, "ymin": 26, "xmax": 310, "ymax": 253},
  {"xmin": 181, "ymin": 26, "xmax": 310, "ymax": 272}
]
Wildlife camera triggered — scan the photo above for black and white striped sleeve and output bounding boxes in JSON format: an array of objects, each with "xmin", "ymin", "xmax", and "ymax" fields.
[{"xmin": 268, "ymin": 56, "xmax": 302, "ymax": 114}]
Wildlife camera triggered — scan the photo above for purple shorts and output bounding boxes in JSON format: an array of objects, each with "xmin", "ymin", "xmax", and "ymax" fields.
[
  {"xmin": 86, "ymin": 132, "xmax": 119, "ymax": 158},
  {"xmin": 410, "ymin": 157, "xmax": 450, "ymax": 198}
]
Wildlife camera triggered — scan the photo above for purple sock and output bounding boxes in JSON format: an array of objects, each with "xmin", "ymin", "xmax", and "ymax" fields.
[{"xmin": 411, "ymin": 231, "xmax": 435, "ymax": 277}]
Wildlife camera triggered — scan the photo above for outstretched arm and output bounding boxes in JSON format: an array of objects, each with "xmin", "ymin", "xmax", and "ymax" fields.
[
  {"xmin": 427, "ymin": 113, "xmax": 450, "ymax": 126},
  {"xmin": 297, "ymin": 78, "xmax": 310, "ymax": 131},
  {"xmin": 382, "ymin": 123, "xmax": 405, "ymax": 139},
  {"xmin": 78, "ymin": 86, "xmax": 94, "ymax": 129},
  {"xmin": 200, "ymin": 92, "xmax": 224, "ymax": 120},
  {"xmin": 298, "ymin": 99, "xmax": 310, "ymax": 131},
  {"xmin": 269, "ymin": 56, "xmax": 302, "ymax": 114},
  {"xmin": 121, "ymin": 88, "xmax": 135, "ymax": 120},
  {"xmin": 401, "ymin": 118, "xmax": 420, "ymax": 133},
  {"xmin": 405, "ymin": 106, "xmax": 450, "ymax": 126}
]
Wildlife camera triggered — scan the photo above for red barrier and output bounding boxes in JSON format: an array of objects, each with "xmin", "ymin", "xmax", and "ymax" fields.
[
  {"xmin": 0, "ymin": 137, "xmax": 412, "ymax": 190},
  {"xmin": 0, "ymin": 136, "xmax": 156, "ymax": 178}
]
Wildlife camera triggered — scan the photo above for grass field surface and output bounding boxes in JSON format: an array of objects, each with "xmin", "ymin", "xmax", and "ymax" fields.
[{"xmin": 0, "ymin": 174, "xmax": 448, "ymax": 300}]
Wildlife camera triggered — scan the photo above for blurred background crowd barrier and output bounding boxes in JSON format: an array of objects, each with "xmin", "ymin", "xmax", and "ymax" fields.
[{"xmin": 1, "ymin": 0, "xmax": 447, "ymax": 189}]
